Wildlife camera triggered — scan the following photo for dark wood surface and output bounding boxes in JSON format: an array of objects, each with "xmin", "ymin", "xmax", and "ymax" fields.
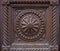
[{"xmin": 0, "ymin": 0, "xmax": 60, "ymax": 51}]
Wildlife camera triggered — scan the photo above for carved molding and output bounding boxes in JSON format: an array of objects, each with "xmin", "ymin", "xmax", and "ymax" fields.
[
  {"xmin": 10, "ymin": 0, "xmax": 50, "ymax": 3},
  {"xmin": 10, "ymin": 0, "xmax": 58, "ymax": 4},
  {"xmin": 2, "ymin": 5, "xmax": 9, "ymax": 46},
  {"xmin": 10, "ymin": 48, "xmax": 50, "ymax": 51},
  {"xmin": 2, "ymin": 0, "xmax": 59, "ymax": 6},
  {"xmin": 46, "ymin": 5, "xmax": 58, "ymax": 46},
  {"xmin": 10, "ymin": 43, "xmax": 50, "ymax": 51},
  {"xmin": 51, "ymin": 6, "xmax": 57, "ymax": 46}
]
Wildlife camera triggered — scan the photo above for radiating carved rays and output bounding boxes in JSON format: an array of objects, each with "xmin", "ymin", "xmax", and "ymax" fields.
[{"xmin": 20, "ymin": 14, "xmax": 40, "ymax": 35}]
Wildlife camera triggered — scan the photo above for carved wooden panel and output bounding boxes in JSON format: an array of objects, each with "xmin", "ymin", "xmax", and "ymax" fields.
[
  {"xmin": 16, "ymin": 9, "xmax": 45, "ymax": 42},
  {"xmin": 0, "ymin": 0, "xmax": 59, "ymax": 51}
]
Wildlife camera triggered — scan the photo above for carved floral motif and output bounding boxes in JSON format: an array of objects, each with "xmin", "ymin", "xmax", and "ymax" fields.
[{"xmin": 16, "ymin": 9, "xmax": 45, "ymax": 42}]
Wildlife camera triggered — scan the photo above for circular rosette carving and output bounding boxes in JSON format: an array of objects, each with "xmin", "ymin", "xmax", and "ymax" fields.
[
  {"xmin": 20, "ymin": 14, "xmax": 40, "ymax": 36},
  {"xmin": 16, "ymin": 9, "xmax": 45, "ymax": 42}
]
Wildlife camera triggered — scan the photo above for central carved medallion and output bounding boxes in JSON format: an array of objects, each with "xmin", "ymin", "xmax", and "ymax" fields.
[
  {"xmin": 20, "ymin": 14, "xmax": 40, "ymax": 36},
  {"xmin": 16, "ymin": 9, "xmax": 45, "ymax": 42}
]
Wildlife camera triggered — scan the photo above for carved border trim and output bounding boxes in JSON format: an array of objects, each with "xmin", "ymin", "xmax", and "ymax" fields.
[
  {"xmin": 51, "ymin": 6, "xmax": 57, "ymax": 46},
  {"xmin": 2, "ymin": 5, "xmax": 10, "ymax": 46}
]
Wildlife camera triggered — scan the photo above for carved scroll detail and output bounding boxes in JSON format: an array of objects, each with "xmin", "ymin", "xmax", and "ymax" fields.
[
  {"xmin": 51, "ymin": 6, "xmax": 57, "ymax": 46},
  {"xmin": 2, "ymin": 5, "xmax": 9, "ymax": 46}
]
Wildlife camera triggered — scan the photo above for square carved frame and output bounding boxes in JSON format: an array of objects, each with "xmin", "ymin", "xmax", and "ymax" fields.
[{"xmin": 1, "ymin": 0, "xmax": 59, "ymax": 51}]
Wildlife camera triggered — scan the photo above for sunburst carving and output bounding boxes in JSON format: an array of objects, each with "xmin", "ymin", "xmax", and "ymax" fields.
[
  {"xmin": 20, "ymin": 14, "xmax": 40, "ymax": 36},
  {"xmin": 16, "ymin": 9, "xmax": 45, "ymax": 41}
]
